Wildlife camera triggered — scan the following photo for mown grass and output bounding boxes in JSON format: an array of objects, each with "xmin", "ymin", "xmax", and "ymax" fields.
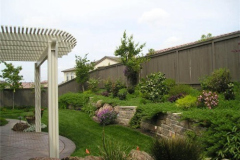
[{"xmin": 1, "ymin": 108, "xmax": 153, "ymax": 157}]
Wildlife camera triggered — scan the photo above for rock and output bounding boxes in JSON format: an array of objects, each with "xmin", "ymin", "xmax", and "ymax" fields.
[
  {"xmin": 114, "ymin": 106, "xmax": 120, "ymax": 113},
  {"xmin": 128, "ymin": 149, "xmax": 154, "ymax": 160},
  {"xmin": 62, "ymin": 156, "xmax": 103, "ymax": 160},
  {"xmin": 96, "ymin": 100, "xmax": 103, "ymax": 108},
  {"xmin": 29, "ymin": 157, "xmax": 59, "ymax": 160},
  {"xmin": 102, "ymin": 103, "xmax": 113, "ymax": 111},
  {"xmin": 92, "ymin": 116, "xmax": 99, "ymax": 123},
  {"xmin": 12, "ymin": 122, "xmax": 29, "ymax": 131}
]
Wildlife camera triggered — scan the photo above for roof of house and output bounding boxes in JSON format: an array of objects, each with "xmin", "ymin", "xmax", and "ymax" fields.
[
  {"xmin": 61, "ymin": 67, "xmax": 76, "ymax": 72},
  {"xmin": 155, "ymin": 30, "xmax": 240, "ymax": 55},
  {"xmin": 21, "ymin": 81, "xmax": 48, "ymax": 88},
  {"xmin": 61, "ymin": 56, "xmax": 121, "ymax": 72},
  {"xmin": 93, "ymin": 56, "xmax": 121, "ymax": 66}
]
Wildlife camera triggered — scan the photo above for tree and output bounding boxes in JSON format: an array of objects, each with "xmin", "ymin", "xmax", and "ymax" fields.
[
  {"xmin": 0, "ymin": 61, "xmax": 23, "ymax": 109},
  {"xmin": 75, "ymin": 54, "xmax": 94, "ymax": 92},
  {"xmin": 115, "ymin": 31, "xmax": 149, "ymax": 86},
  {"xmin": 199, "ymin": 33, "xmax": 212, "ymax": 42}
]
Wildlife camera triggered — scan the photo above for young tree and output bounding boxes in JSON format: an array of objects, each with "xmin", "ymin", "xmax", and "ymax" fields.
[
  {"xmin": 0, "ymin": 61, "xmax": 23, "ymax": 109},
  {"xmin": 199, "ymin": 33, "xmax": 213, "ymax": 42},
  {"xmin": 115, "ymin": 31, "xmax": 148, "ymax": 86},
  {"xmin": 75, "ymin": 54, "xmax": 94, "ymax": 92}
]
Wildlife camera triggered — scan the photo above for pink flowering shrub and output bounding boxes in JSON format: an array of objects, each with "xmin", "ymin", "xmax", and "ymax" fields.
[
  {"xmin": 197, "ymin": 90, "xmax": 219, "ymax": 109},
  {"xmin": 97, "ymin": 108, "xmax": 117, "ymax": 125}
]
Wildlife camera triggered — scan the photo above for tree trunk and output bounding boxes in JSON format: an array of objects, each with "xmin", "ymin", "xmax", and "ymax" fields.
[
  {"xmin": 82, "ymin": 85, "xmax": 85, "ymax": 92},
  {"xmin": 12, "ymin": 90, "xmax": 15, "ymax": 109}
]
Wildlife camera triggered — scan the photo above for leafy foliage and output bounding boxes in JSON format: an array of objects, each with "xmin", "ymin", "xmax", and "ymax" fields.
[
  {"xmin": 221, "ymin": 126, "xmax": 240, "ymax": 159},
  {"xmin": 164, "ymin": 78, "xmax": 176, "ymax": 92},
  {"xmin": 197, "ymin": 90, "xmax": 219, "ymax": 109},
  {"xmin": 168, "ymin": 93, "xmax": 185, "ymax": 103},
  {"xmin": 151, "ymin": 138, "xmax": 203, "ymax": 160},
  {"xmin": 224, "ymin": 82, "xmax": 235, "ymax": 100},
  {"xmin": 199, "ymin": 33, "xmax": 212, "ymax": 42},
  {"xmin": 99, "ymin": 130, "xmax": 128, "ymax": 160},
  {"xmin": 111, "ymin": 80, "xmax": 125, "ymax": 98},
  {"xmin": 104, "ymin": 79, "xmax": 113, "ymax": 92},
  {"xmin": 101, "ymin": 91, "xmax": 110, "ymax": 97},
  {"xmin": 118, "ymin": 88, "xmax": 128, "ymax": 100},
  {"xmin": 58, "ymin": 92, "xmax": 89, "ymax": 109},
  {"xmin": 0, "ymin": 117, "xmax": 8, "ymax": 126},
  {"xmin": 139, "ymin": 72, "xmax": 168, "ymax": 102},
  {"xmin": 97, "ymin": 108, "xmax": 117, "ymax": 125},
  {"xmin": 0, "ymin": 61, "xmax": 23, "ymax": 109},
  {"xmin": 168, "ymin": 84, "xmax": 192, "ymax": 96},
  {"xmin": 114, "ymin": 31, "xmax": 148, "ymax": 86},
  {"xmin": 200, "ymin": 68, "xmax": 231, "ymax": 93},
  {"xmin": 75, "ymin": 54, "xmax": 94, "ymax": 91},
  {"xmin": 87, "ymin": 78, "xmax": 99, "ymax": 92},
  {"xmin": 176, "ymin": 95, "xmax": 197, "ymax": 109}
]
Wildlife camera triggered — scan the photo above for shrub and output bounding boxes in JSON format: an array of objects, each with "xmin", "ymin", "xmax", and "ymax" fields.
[
  {"xmin": 168, "ymin": 93, "xmax": 185, "ymax": 103},
  {"xmin": 87, "ymin": 78, "xmax": 99, "ymax": 92},
  {"xmin": 139, "ymin": 72, "xmax": 168, "ymax": 102},
  {"xmin": 97, "ymin": 108, "xmax": 117, "ymax": 125},
  {"xmin": 99, "ymin": 130, "xmax": 128, "ymax": 160},
  {"xmin": 118, "ymin": 88, "xmax": 128, "ymax": 100},
  {"xmin": 197, "ymin": 90, "xmax": 219, "ymax": 109},
  {"xmin": 164, "ymin": 78, "xmax": 176, "ymax": 91},
  {"xmin": 112, "ymin": 80, "xmax": 125, "ymax": 97},
  {"xmin": 0, "ymin": 117, "xmax": 8, "ymax": 126},
  {"xmin": 151, "ymin": 138, "xmax": 203, "ymax": 160},
  {"xmin": 127, "ymin": 86, "xmax": 135, "ymax": 94},
  {"xmin": 224, "ymin": 83, "xmax": 235, "ymax": 100},
  {"xmin": 81, "ymin": 103, "xmax": 96, "ymax": 117},
  {"xmin": 59, "ymin": 92, "xmax": 89, "ymax": 109},
  {"xmin": 221, "ymin": 126, "xmax": 240, "ymax": 159},
  {"xmin": 101, "ymin": 91, "xmax": 110, "ymax": 97},
  {"xmin": 200, "ymin": 112, "xmax": 240, "ymax": 159},
  {"xmin": 168, "ymin": 84, "xmax": 192, "ymax": 96},
  {"xmin": 200, "ymin": 68, "xmax": 231, "ymax": 93},
  {"xmin": 104, "ymin": 79, "xmax": 112, "ymax": 92},
  {"xmin": 176, "ymin": 95, "xmax": 197, "ymax": 109}
]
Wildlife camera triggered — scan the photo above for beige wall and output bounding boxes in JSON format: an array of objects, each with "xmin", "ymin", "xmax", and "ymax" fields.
[
  {"xmin": 63, "ymin": 71, "xmax": 76, "ymax": 82},
  {"xmin": 94, "ymin": 59, "xmax": 118, "ymax": 69}
]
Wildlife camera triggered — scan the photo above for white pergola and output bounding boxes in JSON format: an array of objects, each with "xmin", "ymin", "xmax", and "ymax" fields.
[{"xmin": 0, "ymin": 26, "xmax": 77, "ymax": 158}]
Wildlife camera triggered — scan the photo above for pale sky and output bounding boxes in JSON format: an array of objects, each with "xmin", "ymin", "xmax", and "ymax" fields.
[{"xmin": 0, "ymin": 0, "xmax": 239, "ymax": 83}]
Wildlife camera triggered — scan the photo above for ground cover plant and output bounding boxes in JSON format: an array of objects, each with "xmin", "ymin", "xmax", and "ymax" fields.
[
  {"xmin": 0, "ymin": 117, "xmax": 8, "ymax": 126},
  {"xmin": 1, "ymin": 107, "xmax": 153, "ymax": 157},
  {"xmin": 58, "ymin": 92, "xmax": 89, "ymax": 109}
]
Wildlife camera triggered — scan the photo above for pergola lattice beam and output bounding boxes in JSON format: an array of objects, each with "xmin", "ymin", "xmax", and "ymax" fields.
[{"xmin": 0, "ymin": 25, "xmax": 76, "ymax": 61}]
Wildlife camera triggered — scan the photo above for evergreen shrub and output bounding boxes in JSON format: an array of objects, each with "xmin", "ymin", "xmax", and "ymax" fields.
[
  {"xmin": 139, "ymin": 72, "xmax": 168, "ymax": 102},
  {"xmin": 176, "ymin": 95, "xmax": 197, "ymax": 109},
  {"xmin": 200, "ymin": 68, "xmax": 231, "ymax": 93},
  {"xmin": 59, "ymin": 92, "xmax": 89, "ymax": 109}
]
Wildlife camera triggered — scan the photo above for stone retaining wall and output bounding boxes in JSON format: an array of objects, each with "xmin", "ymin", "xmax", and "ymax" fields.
[
  {"xmin": 114, "ymin": 106, "xmax": 137, "ymax": 126},
  {"xmin": 140, "ymin": 112, "xmax": 206, "ymax": 138}
]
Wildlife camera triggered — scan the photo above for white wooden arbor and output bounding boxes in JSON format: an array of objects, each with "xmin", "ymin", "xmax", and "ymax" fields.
[{"xmin": 0, "ymin": 26, "xmax": 77, "ymax": 158}]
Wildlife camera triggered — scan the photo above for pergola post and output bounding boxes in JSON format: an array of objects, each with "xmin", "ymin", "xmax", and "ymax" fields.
[
  {"xmin": 48, "ymin": 40, "xmax": 59, "ymax": 158},
  {"xmin": 35, "ymin": 63, "xmax": 41, "ymax": 132}
]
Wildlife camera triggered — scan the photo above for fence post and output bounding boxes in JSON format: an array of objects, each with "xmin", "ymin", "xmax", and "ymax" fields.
[{"xmin": 212, "ymin": 41, "xmax": 215, "ymax": 72}]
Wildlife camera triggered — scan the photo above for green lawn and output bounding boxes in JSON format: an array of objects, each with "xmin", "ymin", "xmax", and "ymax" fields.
[{"xmin": 1, "ymin": 108, "xmax": 153, "ymax": 157}]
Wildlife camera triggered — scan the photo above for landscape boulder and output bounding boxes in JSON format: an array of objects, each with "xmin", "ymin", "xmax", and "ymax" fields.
[
  {"xmin": 62, "ymin": 156, "xmax": 103, "ymax": 160},
  {"xmin": 128, "ymin": 149, "xmax": 154, "ymax": 160},
  {"xmin": 96, "ymin": 100, "xmax": 103, "ymax": 108},
  {"xmin": 12, "ymin": 122, "xmax": 29, "ymax": 131}
]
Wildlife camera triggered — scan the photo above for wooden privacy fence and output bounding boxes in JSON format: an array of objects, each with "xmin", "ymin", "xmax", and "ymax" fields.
[
  {"xmin": 0, "ymin": 31, "xmax": 239, "ymax": 107},
  {"xmin": 90, "ymin": 31, "xmax": 240, "ymax": 88}
]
